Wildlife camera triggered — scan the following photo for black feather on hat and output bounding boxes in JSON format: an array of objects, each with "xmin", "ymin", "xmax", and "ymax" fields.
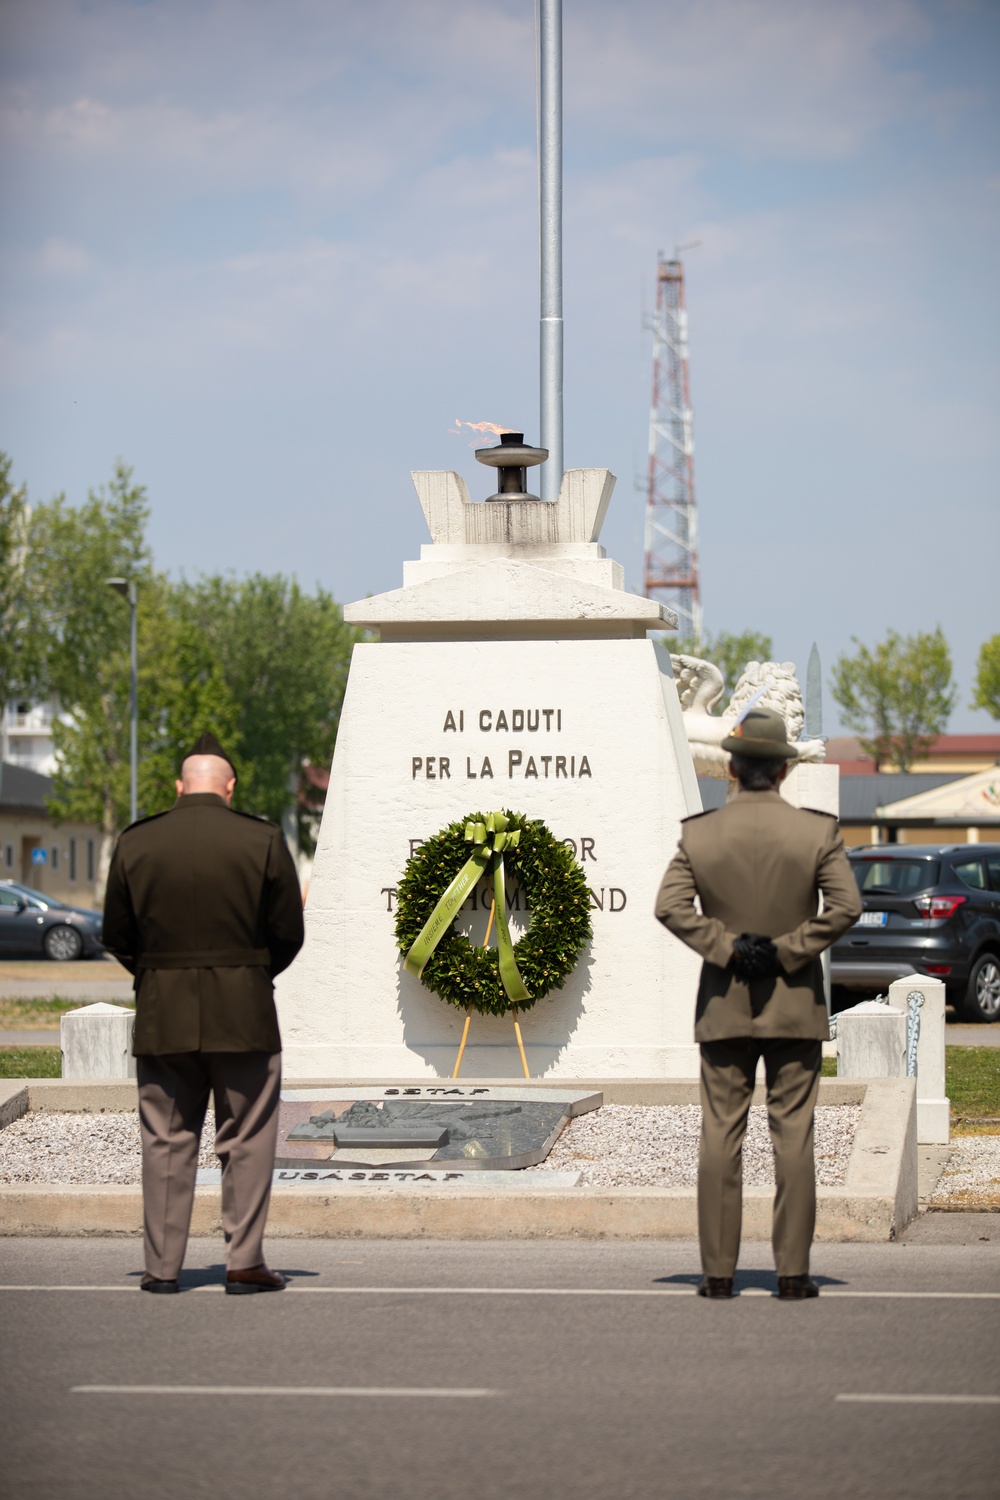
[{"xmin": 181, "ymin": 732, "xmax": 238, "ymax": 779}]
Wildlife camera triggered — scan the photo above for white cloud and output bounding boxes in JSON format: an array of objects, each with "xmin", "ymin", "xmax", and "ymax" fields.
[
  {"xmin": 0, "ymin": 0, "xmax": 997, "ymax": 729},
  {"xmin": 38, "ymin": 236, "xmax": 92, "ymax": 275}
]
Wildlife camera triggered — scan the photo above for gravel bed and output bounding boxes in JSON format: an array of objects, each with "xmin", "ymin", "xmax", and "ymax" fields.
[
  {"xmin": 0, "ymin": 1104, "xmax": 863, "ymax": 1187},
  {"xmin": 0, "ymin": 1111, "xmax": 217, "ymax": 1184},
  {"xmin": 527, "ymin": 1103, "xmax": 861, "ymax": 1188},
  {"xmin": 929, "ymin": 1137, "xmax": 1000, "ymax": 1206}
]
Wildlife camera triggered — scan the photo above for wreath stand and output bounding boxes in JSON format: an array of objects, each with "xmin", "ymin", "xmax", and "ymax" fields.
[{"xmin": 451, "ymin": 900, "xmax": 531, "ymax": 1079}]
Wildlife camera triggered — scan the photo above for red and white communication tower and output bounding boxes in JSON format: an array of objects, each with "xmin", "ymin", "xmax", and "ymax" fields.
[{"xmin": 643, "ymin": 255, "xmax": 702, "ymax": 640}]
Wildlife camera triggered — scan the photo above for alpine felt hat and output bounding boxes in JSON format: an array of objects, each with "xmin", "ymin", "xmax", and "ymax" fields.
[
  {"xmin": 721, "ymin": 706, "xmax": 798, "ymax": 760},
  {"xmin": 181, "ymin": 731, "xmax": 238, "ymax": 780}
]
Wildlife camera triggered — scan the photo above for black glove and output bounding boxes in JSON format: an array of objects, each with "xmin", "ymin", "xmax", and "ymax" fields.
[{"xmin": 731, "ymin": 933, "xmax": 781, "ymax": 982}]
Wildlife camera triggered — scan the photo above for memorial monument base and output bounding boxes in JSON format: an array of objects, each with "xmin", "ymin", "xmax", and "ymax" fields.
[{"xmin": 279, "ymin": 1039, "xmax": 703, "ymax": 1081}]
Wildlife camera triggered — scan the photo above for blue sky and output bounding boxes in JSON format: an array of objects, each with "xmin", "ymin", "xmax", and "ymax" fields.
[{"xmin": 1, "ymin": 0, "xmax": 997, "ymax": 732}]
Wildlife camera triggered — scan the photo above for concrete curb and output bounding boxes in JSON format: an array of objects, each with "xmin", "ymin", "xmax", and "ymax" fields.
[
  {"xmin": 4, "ymin": 1076, "xmax": 870, "ymax": 1112},
  {"xmin": 0, "ymin": 1183, "xmax": 909, "ymax": 1242},
  {"xmin": 0, "ymin": 1077, "xmax": 915, "ymax": 1242}
]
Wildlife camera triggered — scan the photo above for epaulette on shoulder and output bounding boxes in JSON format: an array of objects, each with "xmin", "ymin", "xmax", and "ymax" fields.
[
  {"xmin": 680, "ymin": 808, "xmax": 717, "ymax": 824},
  {"xmin": 797, "ymin": 807, "xmax": 838, "ymax": 821},
  {"xmin": 230, "ymin": 806, "xmax": 279, "ymax": 829},
  {"xmin": 120, "ymin": 809, "xmax": 170, "ymax": 835}
]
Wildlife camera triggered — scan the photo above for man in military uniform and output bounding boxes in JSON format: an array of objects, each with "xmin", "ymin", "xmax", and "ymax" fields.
[
  {"xmin": 104, "ymin": 733, "xmax": 304, "ymax": 1295},
  {"xmin": 655, "ymin": 707, "xmax": 861, "ymax": 1300}
]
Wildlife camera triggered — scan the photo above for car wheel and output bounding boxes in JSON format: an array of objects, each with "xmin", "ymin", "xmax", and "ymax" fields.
[
  {"xmin": 43, "ymin": 924, "xmax": 84, "ymax": 962},
  {"xmin": 961, "ymin": 954, "xmax": 1000, "ymax": 1023}
]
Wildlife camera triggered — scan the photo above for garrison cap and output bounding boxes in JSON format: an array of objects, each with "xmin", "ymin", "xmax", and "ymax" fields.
[
  {"xmin": 721, "ymin": 706, "xmax": 798, "ymax": 761},
  {"xmin": 181, "ymin": 731, "xmax": 238, "ymax": 780}
]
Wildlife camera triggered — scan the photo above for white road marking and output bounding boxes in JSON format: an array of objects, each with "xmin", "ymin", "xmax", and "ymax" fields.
[
  {"xmin": 0, "ymin": 1284, "xmax": 998, "ymax": 1299},
  {"xmin": 836, "ymin": 1394, "xmax": 1000, "ymax": 1405},
  {"xmin": 72, "ymin": 1385, "xmax": 496, "ymax": 1398}
]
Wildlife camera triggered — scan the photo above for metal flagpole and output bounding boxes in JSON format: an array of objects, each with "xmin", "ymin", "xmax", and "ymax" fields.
[{"xmin": 538, "ymin": 0, "xmax": 563, "ymax": 502}]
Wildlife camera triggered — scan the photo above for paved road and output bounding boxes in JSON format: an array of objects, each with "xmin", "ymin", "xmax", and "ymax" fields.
[
  {"xmin": 2, "ymin": 1224, "xmax": 998, "ymax": 1500},
  {"xmin": 946, "ymin": 1024, "xmax": 1000, "ymax": 1047},
  {"xmin": 0, "ymin": 957, "xmax": 134, "ymax": 1005}
]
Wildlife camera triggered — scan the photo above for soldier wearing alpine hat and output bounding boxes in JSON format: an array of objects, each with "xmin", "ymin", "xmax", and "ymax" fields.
[
  {"xmin": 655, "ymin": 706, "xmax": 861, "ymax": 1300},
  {"xmin": 104, "ymin": 732, "xmax": 304, "ymax": 1295}
]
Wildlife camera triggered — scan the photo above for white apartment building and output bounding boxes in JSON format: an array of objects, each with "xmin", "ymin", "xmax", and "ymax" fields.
[{"xmin": 2, "ymin": 699, "xmax": 58, "ymax": 776}]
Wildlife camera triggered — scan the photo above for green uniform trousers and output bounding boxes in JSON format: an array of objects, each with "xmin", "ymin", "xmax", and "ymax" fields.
[
  {"xmin": 137, "ymin": 1050, "xmax": 282, "ymax": 1281},
  {"xmin": 698, "ymin": 1037, "xmax": 823, "ymax": 1279}
]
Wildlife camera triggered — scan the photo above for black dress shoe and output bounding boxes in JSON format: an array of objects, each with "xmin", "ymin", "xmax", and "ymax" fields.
[
  {"xmin": 777, "ymin": 1274, "xmax": 820, "ymax": 1300},
  {"xmin": 225, "ymin": 1264, "xmax": 286, "ymax": 1295},
  {"xmin": 140, "ymin": 1273, "xmax": 179, "ymax": 1295},
  {"xmin": 697, "ymin": 1276, "xmax": 734, "ymax": 1299}
]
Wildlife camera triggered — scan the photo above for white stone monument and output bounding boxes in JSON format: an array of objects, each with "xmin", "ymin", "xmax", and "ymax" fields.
[
  {"xmin": 276, "ymin": 462, "xmax": 703, "ymax": 1079},
  {"xmin": 837, "ymin": 999, "xmax": 907, "ymax": 1080},
  {"xmin": 61, "ymin": 1001, "xmax": 136, "ymax": 1080},
  {"xmin": 888, "ymin": 975, "xmax": 949, "ymax": 1145},
  {"xmin": 836, "ymin": 977, "xmax": 949, "ymax": 1145}
]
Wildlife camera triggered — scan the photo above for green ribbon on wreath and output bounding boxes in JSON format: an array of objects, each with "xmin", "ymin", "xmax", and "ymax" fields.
[{"xmin": 403, "ymin": 811, "xmax": 531, "ymax": 1004}]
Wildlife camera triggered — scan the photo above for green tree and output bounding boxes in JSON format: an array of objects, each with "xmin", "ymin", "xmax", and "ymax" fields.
[
  {"xmin": 831, "ymin": 628, "xmax": 957, "ymax": 771},
  {"xmin": 0, "ymin": 454, "xmax": 34, "ymax": 793},
  {"xmin": 26, "ymin": 460, "xmax": 151, "ymax": 709},
  {"xmin": 971, "ymin": 635, "xmax": 1000, "ymax": 719},
  {"xmin": 48, "ymin": 577, "xmax": 241, "ymax": 837},
  {"xmin": 22, "ymin": 461, "xmax": 152, "ymax": 878},
  {"xmin": 178, "ymin": 574, "xmax": 361, "ymax": 848},
  {"xmin": 13, "ymin": 457, "xmax": 358, "ymax": 875}
]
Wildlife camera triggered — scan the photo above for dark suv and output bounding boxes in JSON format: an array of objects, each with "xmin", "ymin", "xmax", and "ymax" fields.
[{"xmin": 830, "ymin": 844, "xmax": 1000, "ymax": 1022}]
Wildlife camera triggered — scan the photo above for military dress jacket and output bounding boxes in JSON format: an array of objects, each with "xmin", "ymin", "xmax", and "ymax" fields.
[
  {"xmin": 103, "ymin": 793, "xmax": 305, "ymax": 1055},
  {"xmin": 655, "ymin": 788, "xmax": 862, "ymax": 1043}
]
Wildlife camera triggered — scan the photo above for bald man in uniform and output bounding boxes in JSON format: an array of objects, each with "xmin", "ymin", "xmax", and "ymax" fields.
[
  {"xmin": 656, "ymin": 708, "xmax": 861, "ymax": 1300},
  {"xmin": 104, "ymin": 733, "xmax": 304, "ymax": 1294}
]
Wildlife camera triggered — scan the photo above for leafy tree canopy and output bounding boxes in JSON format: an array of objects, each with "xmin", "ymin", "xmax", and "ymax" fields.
[
  {"xmin": 971, "ymin": 635, "xmax": 1000, "ymax": 720},
  {"xmin": 0, "ymin": 453, "xmax": 34, "ymax": 716},
  {"xmin": 2, "ymin": 452, "xmax": 359, "ymax": 865},
  {"xmin": 176, "ymin": 573, "xmax": 360, "ymax": 844},
  {"xmin": 25, "ymin": 460, "xmax": 152, "ymax": 714},
  {"xmin": 831, "ymin": 628, "xmax": 956, "ymax": 771}
]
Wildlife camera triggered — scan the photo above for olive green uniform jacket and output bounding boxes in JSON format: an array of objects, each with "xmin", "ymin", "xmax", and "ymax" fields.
[
  {"xmin": 103, "ymin": 793, "xmax": 305, "ymax": 1055},
  {"xmin": 655, "ymin": 789, "xmax": 862, "ymax": 1043}
]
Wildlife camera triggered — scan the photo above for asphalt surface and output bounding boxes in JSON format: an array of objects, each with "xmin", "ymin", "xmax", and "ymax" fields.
[{"xmin": 2, "ymin": 1224, "xmax": 998, "ymax": 1500}]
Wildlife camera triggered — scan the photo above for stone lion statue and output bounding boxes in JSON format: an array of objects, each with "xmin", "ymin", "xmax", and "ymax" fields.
[{"xmin": 670, "ymin": 655, "xmax": 826, "ymax": 778}]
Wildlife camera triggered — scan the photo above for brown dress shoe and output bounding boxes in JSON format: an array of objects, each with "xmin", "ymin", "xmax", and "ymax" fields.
[
  {"xmin": 225, "ymin": 1264, "xmax": 286, "ymax": 1296},
  {"xmin": 697, "ymin": 1276, "xmax": 734, "ymax": 1299},
  {"xmin": 777, "ymin": 1274, "xmax": 820, "ymax": 1300},
  {"xmin": 140, "ymin": 1273, "xmax": 179, "ymax": 1294}
]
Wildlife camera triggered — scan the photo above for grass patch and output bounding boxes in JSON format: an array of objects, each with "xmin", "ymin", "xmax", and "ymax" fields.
[
  {"xmin": 0, "ymin": 997, "xmax": 134, "ymax": 1029},
  {"xmin": 947, "ymin": 1046, "xmax": 1000, "ymax": 1135},
  {"xmin": 0, "ymin": 1046, "xmax": 61, "ymax": 1078},
  {"xmin": 821, "ymin": 1057, "xmax": 837, "ymax": 1078},
  {"xmin": 0, "ymin": 997, "xmax": 78, "ymax": 1029}
]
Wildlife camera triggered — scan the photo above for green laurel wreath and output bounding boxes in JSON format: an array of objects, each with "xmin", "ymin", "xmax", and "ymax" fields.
[{"xmin": 394, "ymin": 809, "xmax": 593, "ymax": 1017}]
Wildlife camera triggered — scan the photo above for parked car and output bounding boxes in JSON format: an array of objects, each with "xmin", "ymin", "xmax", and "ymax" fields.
[
  {"xmin": 0, "ymin": 880, "xmax": 105, "ymax": 961},
  {"xmin": 830, "ymin": 844, "xmax": 1000, "ymax": 1022}
]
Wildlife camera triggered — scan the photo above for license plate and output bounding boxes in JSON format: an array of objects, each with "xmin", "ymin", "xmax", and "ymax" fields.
[{"xmin": 855, "ymin": 910, "xmax": 888, "ymax": 927}]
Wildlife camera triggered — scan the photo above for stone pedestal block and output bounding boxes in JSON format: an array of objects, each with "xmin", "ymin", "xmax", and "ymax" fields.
[
  {"xmin": 837, "ymin": 1001, "xmax": 907, "ymax": 1080},
  {"xmin": 61, "ymin": 1002, "xmax": 136, "ymax": 1081},
  {"xmin": 888, "ymin": 975, "xmax": 949, "ymax": 1145},
  {"xmin": 780, "ymin": 763, "xmax": 840, "ymax": 817}
]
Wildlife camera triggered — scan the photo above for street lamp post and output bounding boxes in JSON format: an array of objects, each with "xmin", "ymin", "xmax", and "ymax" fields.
[{"xmin": 106, "ymin": 578, "xmax": 138, "ymax": 825}]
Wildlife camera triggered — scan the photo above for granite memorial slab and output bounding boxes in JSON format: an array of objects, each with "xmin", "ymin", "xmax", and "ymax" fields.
[{"xmin": 273, "ymin": 1085, "xmax": 601, "ymax": 1171}]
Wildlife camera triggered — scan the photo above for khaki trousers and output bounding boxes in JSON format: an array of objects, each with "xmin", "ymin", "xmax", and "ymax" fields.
[
  {"xmin": 136, "ymin": 1050, "xmax": 282, "ymax": 1281},
  {"xmin": 698, "ymin": 1037, "xmax": 822, "ymax": 1279}
]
